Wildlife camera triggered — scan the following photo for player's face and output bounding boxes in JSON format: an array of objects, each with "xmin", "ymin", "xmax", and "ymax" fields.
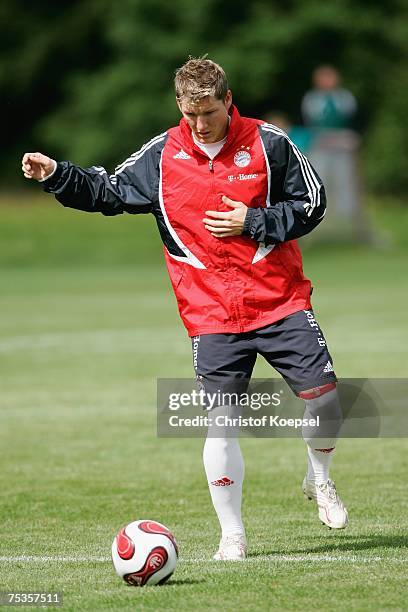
[{"xmin": 177, "ymin": 92, "xmax": 232, "ymax": 144}]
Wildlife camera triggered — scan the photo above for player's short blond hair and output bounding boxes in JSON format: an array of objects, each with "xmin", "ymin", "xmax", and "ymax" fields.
[{"xmin": 174, "ymin": 57, "xmax": 229, "ymax": 103}]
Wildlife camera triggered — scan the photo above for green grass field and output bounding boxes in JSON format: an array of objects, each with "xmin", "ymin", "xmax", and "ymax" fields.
[{"xmin": 1, "ymin": 194, "xmax": 407, "ymax": 610}]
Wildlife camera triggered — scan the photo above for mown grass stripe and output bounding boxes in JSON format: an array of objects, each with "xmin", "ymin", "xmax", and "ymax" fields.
[{"xmin": 0, "ymin": 555, "xmax": 405, "ymax": 563}]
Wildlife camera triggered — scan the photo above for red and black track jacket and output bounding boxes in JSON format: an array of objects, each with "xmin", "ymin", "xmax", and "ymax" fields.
[{"xmin": 42, "ymin": 105, "xmax": 326, "ymax": 336}]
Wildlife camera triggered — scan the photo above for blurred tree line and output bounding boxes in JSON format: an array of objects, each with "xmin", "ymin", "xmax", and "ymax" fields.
[{"xmin": 2, "ymin": 0, "xmax": 407, "ymax": 194}]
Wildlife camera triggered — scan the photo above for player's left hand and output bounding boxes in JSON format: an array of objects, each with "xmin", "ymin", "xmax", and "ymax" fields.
[{"xmin": 203, "ymin": 196, "xmax": 247, "ymax": 238}]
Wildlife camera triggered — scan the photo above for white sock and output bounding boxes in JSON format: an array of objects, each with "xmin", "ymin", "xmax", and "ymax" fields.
[
  {"xmin": 307, "ymin": 446, "xmax": 335, "ymax": 485},
  {"xmin": 302, "ymin": 388, "xmax": 342, "ymax": 485},
  {"xmin": 203, "ymin": 407, "xmax": 245, "ymax": 539},
  {"xmin": 306, "ymin": 451, "xmax": 315, "ymax": 481}
]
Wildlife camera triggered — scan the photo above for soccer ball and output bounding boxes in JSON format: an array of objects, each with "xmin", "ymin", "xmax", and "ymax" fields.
[{"xmin": 111, "ymin": 520, "xmax": 178, "ymax": 586}]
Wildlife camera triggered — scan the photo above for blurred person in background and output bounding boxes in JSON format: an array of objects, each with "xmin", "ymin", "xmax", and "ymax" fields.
[
  {"xmin": 263, "ymin": 111, "xmax": 314, "ymax": 155},
  {"xmin": 302, "ymin": 65, "xmax": 373, "ymax": 242}
]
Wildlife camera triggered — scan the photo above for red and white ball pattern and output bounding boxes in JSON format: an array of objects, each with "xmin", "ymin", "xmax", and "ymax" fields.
[{"xmin": 111, "ymin": 520, "xmax": 178, "ymax": 586}]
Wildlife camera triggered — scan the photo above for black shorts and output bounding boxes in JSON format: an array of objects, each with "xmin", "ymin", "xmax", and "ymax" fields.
[{"xmin": 191, "ymin": 309, "xmax": 337, "ymax": 396}]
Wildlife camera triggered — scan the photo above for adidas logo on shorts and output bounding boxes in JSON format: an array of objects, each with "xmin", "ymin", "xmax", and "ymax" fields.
[{"xmin": 323, "ymin": 361, "xmax": 334, "ymax": 373}]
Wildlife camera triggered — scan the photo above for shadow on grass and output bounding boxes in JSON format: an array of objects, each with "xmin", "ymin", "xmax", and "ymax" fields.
[
  {"xmin": 295, "ymin": 534, "xmax": 408, "ymax": 554},
  {"xmin": 249, "ymin": 534, "xmax": 408, "ymax": 557}
]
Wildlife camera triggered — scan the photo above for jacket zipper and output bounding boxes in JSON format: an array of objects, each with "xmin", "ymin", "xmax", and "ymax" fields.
[{"xmin": 207, "ymin": 157, "xmax": 243, "ymax": 331}]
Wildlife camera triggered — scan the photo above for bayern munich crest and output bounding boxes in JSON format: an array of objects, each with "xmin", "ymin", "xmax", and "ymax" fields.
[{"xmin": 234, "ymin": 147, "xmax": 251, "ymax": 168}]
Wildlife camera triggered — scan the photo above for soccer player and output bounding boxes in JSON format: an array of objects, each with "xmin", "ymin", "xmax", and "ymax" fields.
[{"xmin": 22, "ymin": 57, "xmax": 348, "ymax": 561}]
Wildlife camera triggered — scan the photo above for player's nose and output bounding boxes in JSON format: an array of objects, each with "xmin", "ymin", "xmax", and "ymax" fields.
[{"xmin": 196, "ymin": 116, "xmax": 208, "ymax": 132}]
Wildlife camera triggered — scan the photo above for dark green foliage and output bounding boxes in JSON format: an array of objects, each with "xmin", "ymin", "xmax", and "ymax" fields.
[{"xmin": 3, "ymin": 0, "xmax": 407, "ymax": 193}]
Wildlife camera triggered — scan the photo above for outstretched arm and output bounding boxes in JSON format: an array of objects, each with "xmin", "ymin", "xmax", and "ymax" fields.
[{"xmin": 21, "ymin": 134, "xmax": 167, "ymax": 216}]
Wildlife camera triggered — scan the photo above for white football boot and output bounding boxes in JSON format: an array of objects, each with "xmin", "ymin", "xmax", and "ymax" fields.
[
  {"xmin": 213, "ymin": 534, "xmax": 247, "ymax": 560},
  {"xmin": 303, "ymin": 477, "xmax": 349, "ymax": 529}
]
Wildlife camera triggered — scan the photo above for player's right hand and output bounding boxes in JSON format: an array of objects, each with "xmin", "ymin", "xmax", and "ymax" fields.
[{"xmin": 21, "ymin": 152, "xmax": 56, "ymax": 181}]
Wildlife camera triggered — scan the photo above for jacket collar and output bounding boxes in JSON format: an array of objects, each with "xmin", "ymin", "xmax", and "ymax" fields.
[{"xmin": 179, "ymin": 104, "xmax": 242, "ymax": 156}]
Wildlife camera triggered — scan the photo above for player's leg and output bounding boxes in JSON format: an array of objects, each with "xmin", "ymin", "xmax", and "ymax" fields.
[
  {"xmin": 299, "ymin": 383, "xmax": 348, "ymax": 529},
  {"xmin": 191, "ymin": 332, "xmax": 256, "ymax": 559},
  {"xmin": 300, "ymin": 383, "xmax": 341, "ymax": 486},
  {"xmin": 204, "ymin": 403, "xmax": 246, "ymax": 559},
  {"xmin": 255, "ymin": 309, "xmax": 348, "ymax": 529}
]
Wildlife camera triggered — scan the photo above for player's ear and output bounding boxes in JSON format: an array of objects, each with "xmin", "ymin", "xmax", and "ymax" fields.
[{"xmin": 224, "ymin": 90, "xmax": 232, "ymax": 111}]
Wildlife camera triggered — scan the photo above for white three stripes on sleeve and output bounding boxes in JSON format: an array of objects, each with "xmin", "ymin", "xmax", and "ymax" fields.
[
  {"xmin": 90, "ymin": 133, "xmax": 166, "ymax": 184},
  {"xmin": 91, "ymin": 166, "xmax": 107, "ymax": 176},
  {"xmin": 99, "ymin": 132, "xmax": 167, "ymax": 186},
  {"xmin": 114, "ymin": 132, "xmax": 167, "ymax": 175},
  {"xmin": 261, "ymin": 124, "xmax": 322, "ymax": 216}
]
